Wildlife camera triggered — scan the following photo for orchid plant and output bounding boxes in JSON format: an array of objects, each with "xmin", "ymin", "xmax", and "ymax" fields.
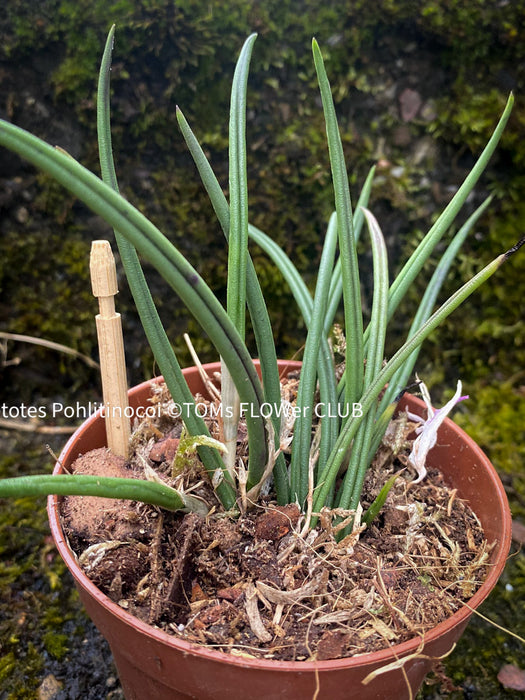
[{"xmin": 0, "ymin": 29, "xmax": 522, "ymax": 533}]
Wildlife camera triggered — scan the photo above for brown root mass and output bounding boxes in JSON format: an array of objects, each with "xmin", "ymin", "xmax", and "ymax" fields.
[
  {"xmin": 60, "ymin": 448, "xmax": 157, "ymax": 543},
  {"xmin": 60, "ymin": 381, "xmax": 490, "ymax": 663}
]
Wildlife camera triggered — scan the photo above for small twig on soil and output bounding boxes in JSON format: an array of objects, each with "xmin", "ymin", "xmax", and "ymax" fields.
[
  {"xmin": 256, "ymin": 570, "xmax": 328, "ymax": 606},
  {"xmin": 300, "ymin": 438, "xmax": 320, "ymax": 538},
  {"xmin": 374, "ymin": 558, "xmax": 413, "ymax": 632},
  {"xmin": 45, "ymin": 444, "xmax": 71, "ymax": 475},
  {"xmin": 446, "ymin": 488, "xmax": 457, "ymax": 516},
  {"xmin": 245, "ymin": 582, "xmax": 272, "ymax": 643},
  {"xmin": 166, "ymin": 513, "xmax": 200, "ymax": 605},
  {"xmin": 237, "ymin": 459, "xmax": 248, "ymax": 513},
  {"xmin": 148, "ymin": 513, "xmax": 165, "ymax": 624}
]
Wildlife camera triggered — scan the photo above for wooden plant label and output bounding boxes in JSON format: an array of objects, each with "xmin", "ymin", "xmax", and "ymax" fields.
[{"xmin": 90, "ymin": 240, "xmax": 130, "ymax": 457}]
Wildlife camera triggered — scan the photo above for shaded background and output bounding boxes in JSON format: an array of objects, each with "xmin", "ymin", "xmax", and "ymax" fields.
[{"xmin": 1, "ymin": 0, "xmax": 524, "ymax": 697}]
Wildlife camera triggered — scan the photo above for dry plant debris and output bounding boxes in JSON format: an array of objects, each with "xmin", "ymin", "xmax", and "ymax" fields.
[{"xmin": 61, "ymin": 378, "xmax": 491, "ymax": 662}]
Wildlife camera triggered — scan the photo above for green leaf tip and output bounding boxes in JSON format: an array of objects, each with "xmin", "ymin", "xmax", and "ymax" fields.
[
  {"xmin": 362, "ymin": 472, "xmax": 403, "ymax": 526},
  {"xmin": 312, "ymin": 38, "xmax": 322, "ymax": 61}
]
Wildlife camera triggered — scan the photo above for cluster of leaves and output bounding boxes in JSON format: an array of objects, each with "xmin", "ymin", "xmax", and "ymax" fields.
[
  {"xmin": 1, "ymin": 0, "xmax": 523, "ymax": 451},
  {"xmin": 1, "ymin": 22, "xmax": 521, "ymax": 528}
]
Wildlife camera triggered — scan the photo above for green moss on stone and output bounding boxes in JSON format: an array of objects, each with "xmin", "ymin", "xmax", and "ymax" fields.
[{"xmin": 42, "ymin": 631, "xmax": 69, "ymax": 660}]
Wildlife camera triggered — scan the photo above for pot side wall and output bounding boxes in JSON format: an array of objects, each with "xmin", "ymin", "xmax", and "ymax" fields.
[{"xmin": 48, "ymin": 362, "xmax": 511, "ymax": 700}]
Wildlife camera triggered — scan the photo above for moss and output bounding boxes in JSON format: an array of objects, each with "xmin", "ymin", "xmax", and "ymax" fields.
[
  {"xmin": 42, "ymin": 631, "xmax": 69, "ymax": 660},
  {"xmin": 0, "ymin": 437, "xmax": 62, "ymax": 693},
  {"xmin": 454, "ymin": 380, "xmax": 525, "ymax": 523},
  {"xmin": 0, "ymin": 434, "xmax": 119, "ymax": 697},
  {"xmin": 0, "ymin": 223, "xmax": 99, "ymax": 402},
  {"xmin": 3, "ymin": 1, "xmax": 524, "ymax": 396},
  {"xmin": 0, "ymin": 652, "xmax": 18, "ymax": 685}
]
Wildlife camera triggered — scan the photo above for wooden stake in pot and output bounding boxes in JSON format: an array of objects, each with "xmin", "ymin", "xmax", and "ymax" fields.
[{"xmin": 90, "ymin": 240, "xmax": 130, "ymax": 457}]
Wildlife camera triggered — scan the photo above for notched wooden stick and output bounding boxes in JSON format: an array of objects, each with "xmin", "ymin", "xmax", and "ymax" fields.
[{"xmin": 90, "ymin": 240, "xmax": 130, "ymax": 457}]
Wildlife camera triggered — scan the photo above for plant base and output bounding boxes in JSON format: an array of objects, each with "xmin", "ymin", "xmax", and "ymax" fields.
[{"xmin": 48, "ymin": 362, "xmax": 511, "ymax": 699}]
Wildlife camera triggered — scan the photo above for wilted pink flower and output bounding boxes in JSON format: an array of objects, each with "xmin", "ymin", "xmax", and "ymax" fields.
[{"xmin": 406, "ymin": 380, "xmax": 469, "ymax": 483}]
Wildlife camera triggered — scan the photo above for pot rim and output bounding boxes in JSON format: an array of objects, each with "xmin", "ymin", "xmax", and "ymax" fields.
[{"xmin": 48, "ymin": 361, "xmax": 511, "ymax": 672}]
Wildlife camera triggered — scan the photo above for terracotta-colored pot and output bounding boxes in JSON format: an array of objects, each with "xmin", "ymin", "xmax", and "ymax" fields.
[{"xmin": 48, "ymin": 361, "xmax": 511, "ymax": 699}]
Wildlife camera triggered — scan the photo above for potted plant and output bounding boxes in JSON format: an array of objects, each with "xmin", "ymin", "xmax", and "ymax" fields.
[{"xmin": 0, "ymin": 27, "xmax": 521, "ymax": 698}]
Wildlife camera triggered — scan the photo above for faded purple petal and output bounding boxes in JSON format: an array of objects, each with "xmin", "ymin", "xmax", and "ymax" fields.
[{"xmin": 408, "ymin": 381, "xmax": 468, "ymax": 484}]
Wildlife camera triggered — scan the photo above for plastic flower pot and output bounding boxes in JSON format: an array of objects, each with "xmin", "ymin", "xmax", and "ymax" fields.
[{"xmin": 48, "ymin": 361, "xmax": 511, "ymax": 700}]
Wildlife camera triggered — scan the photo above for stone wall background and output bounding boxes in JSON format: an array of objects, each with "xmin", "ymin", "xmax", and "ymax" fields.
[{"xmin": 1, "ymin": 2, "xmax": 524, "ymax": 697}]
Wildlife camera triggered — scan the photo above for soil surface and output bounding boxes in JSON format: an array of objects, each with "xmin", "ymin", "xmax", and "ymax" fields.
[{"xmin": 60, "ymin": 378, "xmax": 490, "ymax": 663}]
